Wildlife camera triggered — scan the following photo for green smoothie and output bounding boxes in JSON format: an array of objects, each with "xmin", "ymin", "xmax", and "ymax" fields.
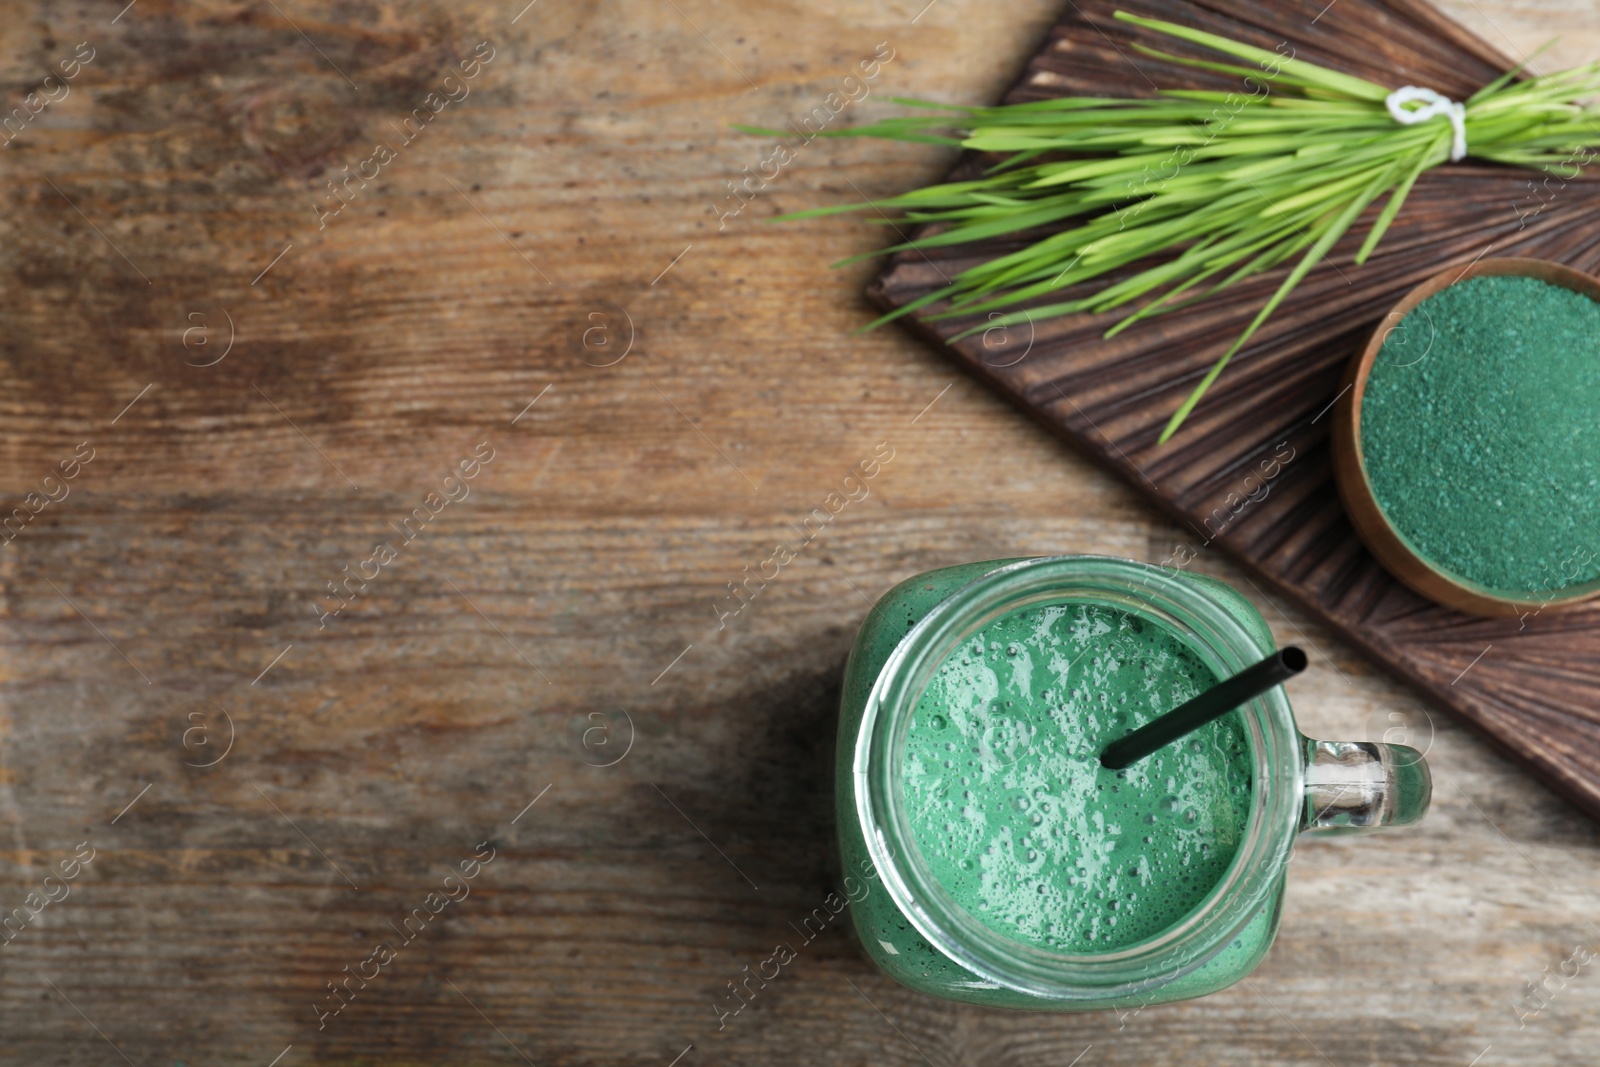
[
  {"xmin": 838, "ymin": 559, "xmax": 1286, "ymax": 1009},
  {"xmin": 901, "ymin": 600, "xmax": 1253, "ymax": 953}
]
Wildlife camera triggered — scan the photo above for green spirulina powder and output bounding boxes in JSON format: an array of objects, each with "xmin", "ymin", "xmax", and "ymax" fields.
[{"xmin": 1361, "ymin": 274, "xmax": 1600, "ymax": 595}]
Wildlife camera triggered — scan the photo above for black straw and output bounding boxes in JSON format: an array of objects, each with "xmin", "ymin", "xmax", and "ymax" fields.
[{"xmin": 1099, "ymin": 647, "xmax": 1307, "ymax": 770}]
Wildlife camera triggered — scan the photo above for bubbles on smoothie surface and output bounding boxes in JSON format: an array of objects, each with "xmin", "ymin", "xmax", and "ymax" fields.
[{"xmin": 901, "ymin": 602, "xmax": 1252, "ymax": 953}]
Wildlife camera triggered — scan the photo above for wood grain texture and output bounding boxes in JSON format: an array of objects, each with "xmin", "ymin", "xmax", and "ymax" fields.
[
  {"xmin": 0, "ymin": 0, "xmax": 1597, "ymax": 1065},
  {"xmin": 869, "ymin": 0, "xmax": 1600, "ymax": 819}
]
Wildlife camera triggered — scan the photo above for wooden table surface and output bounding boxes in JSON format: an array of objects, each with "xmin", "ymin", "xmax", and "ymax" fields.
[{"xmin": 3, "ymin": 1, "xmax": 1599, "ymax": 1064}]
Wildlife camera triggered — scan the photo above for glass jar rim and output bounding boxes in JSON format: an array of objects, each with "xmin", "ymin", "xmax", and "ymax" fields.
[{"xmin": 853, "ymin": 556, "xmax": 1300, "ymax": 1000}]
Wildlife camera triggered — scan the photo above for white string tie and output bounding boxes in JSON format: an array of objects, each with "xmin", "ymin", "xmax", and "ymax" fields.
[{"xmin": 1385, "ymin": 86, "xmax": 1468, "ymax": 162}]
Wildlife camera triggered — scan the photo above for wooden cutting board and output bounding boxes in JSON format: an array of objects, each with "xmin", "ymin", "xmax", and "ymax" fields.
[{"xmin": 869, "ymin": 0, "xmax": 1600, "ymax": 818}]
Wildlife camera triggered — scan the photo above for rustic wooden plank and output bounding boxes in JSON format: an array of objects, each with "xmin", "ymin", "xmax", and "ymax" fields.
[{"xmin": 0, "ymin": 0, "xmax": 1597, "ymax": 1065}]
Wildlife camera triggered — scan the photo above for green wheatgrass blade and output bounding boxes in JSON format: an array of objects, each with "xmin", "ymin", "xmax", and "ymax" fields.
[
  {"xmin": 949, "ymin": 194, "xmax": 1327, "ymax": 336},
  {"xmin": 1126, "ymin": 45, "xmax": 1317, "ymax": 90},
  {"xmin": 1104, "ymin": 203, "xmax": 1334, "ymax": 335},
  {"xmin": 1158, "ymin": 159, "xmax": 1404, "ymax": 443},
  {"xmin": 1355, "ymin": 140, "xmax": 1440, "ymax": 264},
  {"xmin": 752, "ymin": 10, "xmax": 1600, "ymax": 440},
  {"xmin": 1467, "ymin": 40, "xmax": 1557, "ymax": 104},
  {"xmin": 1112, "ymin": 13, "xmax": 1390, "ymax": 102}
]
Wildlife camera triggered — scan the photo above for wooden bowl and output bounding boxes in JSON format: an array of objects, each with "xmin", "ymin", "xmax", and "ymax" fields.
[{"xmin": 1332, "ymin": 257, "xmax": 1600, "ymax": 618}]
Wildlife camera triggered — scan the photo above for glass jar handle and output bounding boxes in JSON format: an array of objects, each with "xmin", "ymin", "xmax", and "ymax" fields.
[{"xmin": 1299, "ymin": 737, "xmax": 1431, "ymax": 833}]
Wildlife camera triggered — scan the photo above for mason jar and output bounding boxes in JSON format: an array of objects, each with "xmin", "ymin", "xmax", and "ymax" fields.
[{"xmin": 835, "ymin": 556, "xmax": 1430, "ymax": 1009}]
